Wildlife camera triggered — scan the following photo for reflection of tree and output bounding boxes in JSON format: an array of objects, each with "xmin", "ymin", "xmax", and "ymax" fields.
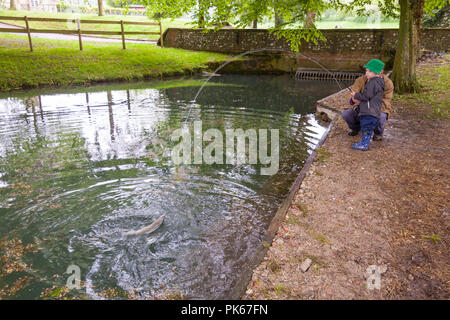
[
  {"xmin": 38, "ymin": 96, "xmax": 44, "ymax": 121},
  {"xmin": 126, "ymin": 90, "xmax": 131, "ymax": 113},
  {"xmin": 107, "ymin": 91, "xmax": 115, "ymax": 143},
  {"xmin": 23, "ymin": 96, "xmax": 41, "ymax": 136},
  {"xmin": 86, "ymin": 93, "xmax": 91, "ymax": 116},
  {"xmin": 163, "ymin": 75, "xmax": 342, "ymax": 115},
  {"xmin": 0, "ymin": 131, "xmax": 91, "ymax": 211}
]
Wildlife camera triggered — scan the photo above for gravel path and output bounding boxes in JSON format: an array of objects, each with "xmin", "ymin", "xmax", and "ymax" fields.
[
  {"xmin": 243, "ymin": 55, "xmax": 450, "ymax": 300},
  {"xmin": 0, "ymin": 22, "xmax": 157, "ymax": 44}
]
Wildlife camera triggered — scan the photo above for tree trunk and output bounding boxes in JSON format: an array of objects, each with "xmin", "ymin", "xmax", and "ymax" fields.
[
  {"xmin": 274, "ymin": 9, "xmax": 283, "ymax": 27},
  {"xmin": 98, "ymin": 0, "xmax": 105, "ymax": 17},
  {"xmin": 253, "ymin": 19, "xmax": 257, "ymax": 29},
  {"xmin": 198, "ymin": 0, "xmax": 206, "ymax": 28},
  {"xmin": 10, "ymin": 0, "xmax": 17, "ymax": 10},
  {"xmin": 391, "ymin": 0, "xmax": 424, "ymax": 93},
  {"xmin": 304, "ymin": 11, "xmax": 316, "ymax": 28}
]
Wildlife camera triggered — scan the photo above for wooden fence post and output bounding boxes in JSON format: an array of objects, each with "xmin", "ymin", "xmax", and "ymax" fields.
[
  {"xmin": 76, "ymin": 19, "xmax": 82, "ymax": 51},
  {"xmin": 24, "ymin": 16, "xmax": 33, "ymax": 52},
  {"xmin": 159, "ymin": 21, "xmax": 164, "ymax": 48},
  {"xmin": 120, "ymin": 20, "xmax": 126, "ymax": 49}
]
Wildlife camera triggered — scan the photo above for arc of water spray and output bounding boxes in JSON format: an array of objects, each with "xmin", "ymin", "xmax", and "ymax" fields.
[
  {"xmin": 152, "ymin": 48, "xmax": 352, "ymax": 163},
  {"xmin": 186, "ymin": 48, "xmax": 350, "ymax": 124}
]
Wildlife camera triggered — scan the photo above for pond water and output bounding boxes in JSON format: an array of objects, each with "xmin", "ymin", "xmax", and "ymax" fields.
[{"xmin": 0, "ymin": 74, "xmax": 349, "ymax": 299}]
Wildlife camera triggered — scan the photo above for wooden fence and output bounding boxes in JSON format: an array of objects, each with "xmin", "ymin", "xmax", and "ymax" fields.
[{"xmin": 0, "ymin": 15, "xmax": 163, "ymax": 51}]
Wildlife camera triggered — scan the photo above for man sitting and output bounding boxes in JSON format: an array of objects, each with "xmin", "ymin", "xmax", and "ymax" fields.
[{"xmin": 342, "ymin": 68, "xmax": 394, "ymax": 141}]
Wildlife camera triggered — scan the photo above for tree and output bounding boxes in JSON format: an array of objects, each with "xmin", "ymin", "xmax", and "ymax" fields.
[
  {"xmin": 274, "ymin": 8, "xmax": 284, "ymax": 27},
  {"xmin": 10, "ymin": 0, "xmax": 17, "ymax": 10},
  {"xmin": 391, "ymin": 0, "xmax": 449, "ymax": 92},
  {"xmin": 347, "ymin": 0, "xmax": 448, "ymax": 93},
  {"xmin": 98, "ymin": 0, "xmax": 105, "ymax": 16},
  {"xmin": 234, "ymin": 0, "xmax": 273, "ymax": 29},
  {"xmin": 122, "ymin": 0, "xmax": 195, "ymax": 22},
  {"xmin": 121, "ymin": 0, "xmax": 446, "ymax": 93},
  {"xmin": 391, "ymin": 0, "xmax": 423, "ymax": 92},
  {"xmin": 267, "ymin": 0, "xmax": 332, "ymax": 51}
]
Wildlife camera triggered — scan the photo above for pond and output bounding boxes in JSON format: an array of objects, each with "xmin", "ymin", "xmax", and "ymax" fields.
[{"xmin": 0, "ymin": 74, "xmax": 349, "ymax": 299}]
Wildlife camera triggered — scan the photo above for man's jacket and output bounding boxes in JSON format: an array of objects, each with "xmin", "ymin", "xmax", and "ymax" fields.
[{"xmin": 352, "ymin": 74, "xmax": 394, "ymax": 116}]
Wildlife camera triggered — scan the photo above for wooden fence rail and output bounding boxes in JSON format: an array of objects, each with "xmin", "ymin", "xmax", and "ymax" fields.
[{"xmin": 0, "ymin": 15, "xmax": 163, "ymax": 51}]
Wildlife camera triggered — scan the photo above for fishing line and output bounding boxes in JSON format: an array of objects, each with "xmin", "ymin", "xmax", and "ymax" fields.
[{"xmin": 186, "ymin": 48, "xmax": 350, "ymax": 124}]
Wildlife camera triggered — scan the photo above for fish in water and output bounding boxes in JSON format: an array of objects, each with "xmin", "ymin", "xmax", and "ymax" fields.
[
  {"xmin": 201, "ymin": 71, "xmax": 221, "ymax": 77},
  {"xmin": 121, "ymin": 215, "xmax": 165, "ymax": 237}
]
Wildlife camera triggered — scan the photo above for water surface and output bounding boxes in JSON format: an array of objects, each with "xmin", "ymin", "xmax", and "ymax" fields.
[{"xmin": 0, "ymin": 75, "xmax": 348, "ymax": 299}]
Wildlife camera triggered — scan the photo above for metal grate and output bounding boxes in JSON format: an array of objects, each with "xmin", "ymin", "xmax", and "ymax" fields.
[{"xmin": 295, "ymin": 69, "xmax": 363, "ymax": 81}]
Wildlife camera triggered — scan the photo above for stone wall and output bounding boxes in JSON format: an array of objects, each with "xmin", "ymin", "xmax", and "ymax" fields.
[{"xmin": 161, "ymin": 28, "xmax": 450, "ymax": 72}]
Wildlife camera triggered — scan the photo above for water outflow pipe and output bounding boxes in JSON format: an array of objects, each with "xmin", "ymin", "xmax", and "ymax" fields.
[{"xmin": 295, "ymin": 69, "xmax": 363, "ymax": 82}]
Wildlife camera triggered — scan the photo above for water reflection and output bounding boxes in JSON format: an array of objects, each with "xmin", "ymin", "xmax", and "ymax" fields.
[{"xmin": 0, "ymin": 75, "xmax": 347, "ymax": 299}]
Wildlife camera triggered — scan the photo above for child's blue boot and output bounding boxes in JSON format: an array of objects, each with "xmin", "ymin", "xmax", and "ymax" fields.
[{"xmin": 352, "ymin": 133, "xmax": 371, "ymax": 151}]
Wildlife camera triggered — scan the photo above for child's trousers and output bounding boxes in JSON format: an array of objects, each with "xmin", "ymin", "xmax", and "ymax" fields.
[{"xmin": 352, "ymin": 115, "xmax": 379, "ymax": 151}]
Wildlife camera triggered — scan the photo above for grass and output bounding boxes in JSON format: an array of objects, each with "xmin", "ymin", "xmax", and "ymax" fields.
[
  {"xmin": 392, "ymin": 54, "xmax": 450, "ymax": 119},
  {"xmin": 420, "ymin": 234, "xmax": 442, "ymax": 245},
  {"xmin": 308, "ymin": 231, "xmax": 331, "ymax": 245},
  {"xmin": 315, "ymin": 20, "xmax": 398, "ymax": 29},
  {"xmin": 255, "ymin": 16, "xmax": 398, "ymax": 29},
  {"xmin": 286, "ymin": 214, "xmax": 309, "ymax": 228},
  {"xmin": 0, "ymin": 34, "xmax": 231, "ymax": 91},
  {"xmin": 0, "ymin": 9, "xmax": 191, "ymax": 40},
  {"xmin": 267, "ymin": 260, "xmax": 281, "ymax": 273},
  {"xmin": 315, "ymin": 147, "xmax": 332, "ymax": 164},
  {"xmin": 293, "ymin": 202, "xmax": 308, "ymax": 216},
  {"xmin": 272, "ymin": 284, "xmax": 289, "ymax": 296}
]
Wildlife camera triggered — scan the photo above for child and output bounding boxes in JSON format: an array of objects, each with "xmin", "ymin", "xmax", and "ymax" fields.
[{"xmin": 350, "ymin": 59, "xmax": 385, "ymax": 151}]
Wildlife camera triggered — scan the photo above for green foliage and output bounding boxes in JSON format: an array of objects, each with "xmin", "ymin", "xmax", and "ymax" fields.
[
  {"xmin": 234, "ymin": 0, "xmax": 273, "ymax": 27},
  {"xmin": 422, "ymin": 3, "xmax": 450, "ymax": 27},
  {"xmin": 0, "ymin": 132, "xmax": 90, "ymax": 183},
  {"xmin": 424, "ymin": 0, "xmax": 450, "ymax": 15},
  {"xmin": 120, "ymin": 0, "xmax": 337, "ymax": 49},
  {"xmin": 122, "ymin": 0, "xmax": 196, "ymax": 21}
]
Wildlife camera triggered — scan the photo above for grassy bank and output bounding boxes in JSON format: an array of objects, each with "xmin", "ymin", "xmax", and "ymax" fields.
[
  {"xmin": 0, "ymin": 9, "xmax": 190, "ymax": 40},
  {"xmin": 392, "ymin": 54, "xmax": 450, "ymax": 119},
  {"xmin": 0, "ymin": 34, "xmax": 231, "ymax": 91}
]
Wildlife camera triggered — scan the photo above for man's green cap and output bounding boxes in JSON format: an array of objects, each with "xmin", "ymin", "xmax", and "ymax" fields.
[{"xmin": 364, "ymin": 59, "xmax": 384, "ymax": 74}]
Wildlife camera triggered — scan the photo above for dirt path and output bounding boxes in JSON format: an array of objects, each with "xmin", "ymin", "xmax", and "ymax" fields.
[
  {"xmin": 243, "ymin": 56, "xmax": 449, "ymax": 300},
  {"xmin": 0, "ymin": 22, "xmax": 157, "ymax": 44}
]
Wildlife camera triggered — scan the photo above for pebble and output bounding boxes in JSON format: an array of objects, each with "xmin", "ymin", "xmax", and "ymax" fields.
[{"xmin": 300, "ymin": 258, "xmax": 312, "ymax": 273}]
